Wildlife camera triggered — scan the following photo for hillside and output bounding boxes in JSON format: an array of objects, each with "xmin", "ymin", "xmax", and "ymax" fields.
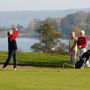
[{"xmin": 0, "ymin": 8, "xmax": 90, "ymax": 27}]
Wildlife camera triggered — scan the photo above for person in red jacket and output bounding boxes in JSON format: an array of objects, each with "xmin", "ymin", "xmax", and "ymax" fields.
[
  {"xmin": 2, "ymin": 26, "xmax": 18, "ymax": 70},
  {"xmin": 77, "ymin": 30, "xmax": 90, "ymax": 68}
]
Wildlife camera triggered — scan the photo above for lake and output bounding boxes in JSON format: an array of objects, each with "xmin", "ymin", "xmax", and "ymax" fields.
[
  {"xmin": 0, "ymin": 38, "xmax": 39, "ymax": 52},
  {"xmin": 0, "ymin": 38, "xmax": 90, "ymax": 52}
]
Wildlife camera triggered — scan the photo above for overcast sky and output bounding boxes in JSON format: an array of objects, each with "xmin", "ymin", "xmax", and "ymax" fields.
[{"xmin": 0, "ymin": 0, "xmax": 90, "ymax": 11}]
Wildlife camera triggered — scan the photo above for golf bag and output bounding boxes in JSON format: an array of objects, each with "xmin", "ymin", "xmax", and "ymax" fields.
[{"xmin": 75, "ymin": 50, "xmax": 90, "ymax": 69}]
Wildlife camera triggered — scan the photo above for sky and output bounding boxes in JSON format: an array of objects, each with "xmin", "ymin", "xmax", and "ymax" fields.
[{"xmin": 0, "ymin": 0, "xmax": 90, "ymax": 11}]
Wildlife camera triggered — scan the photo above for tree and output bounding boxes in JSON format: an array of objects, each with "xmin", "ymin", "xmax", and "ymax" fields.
[
  {"xmin": 73, "ymin": 26, "xmax": 80, "ymax": 37},
  {"xmin": 60, "ymin": 11, "xmax": 87, "ymax": 35},
  {"xmin": 31, "ymin": 21, "xmax": 64, "ymax": 54},
  {"xmin": 55, "ymin": 42, "xmax": 69, "ymax": 55}
]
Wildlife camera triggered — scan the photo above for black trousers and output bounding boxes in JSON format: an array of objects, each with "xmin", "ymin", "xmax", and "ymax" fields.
[{"xmin": 3, "ymin": 50, "xmax": 17, "ymax": 68}]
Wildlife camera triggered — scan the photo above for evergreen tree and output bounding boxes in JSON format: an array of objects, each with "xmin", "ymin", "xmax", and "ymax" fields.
[{"xmin": 31, "ymin": 21, "xmax": 64, "ymax": 53}]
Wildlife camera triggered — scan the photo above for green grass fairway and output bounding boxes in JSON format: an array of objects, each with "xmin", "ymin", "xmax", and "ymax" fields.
[
  {"xmin": 0, "ymin": 68, "xmax": 90, "ymax": 90},
  {"xmin": 0, "ymin": 51, "xmax": 90, "ymax": 90}
]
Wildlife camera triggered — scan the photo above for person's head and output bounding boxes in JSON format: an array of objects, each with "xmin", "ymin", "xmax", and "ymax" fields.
[
  {"xmin": 80, "ymin": 30, "xmax": 85, "ymax": 37},
  {"xmin": 7, "ymin": 31, "xmax": 12, "ymax": 36},
  {"xmin": 71, "ymin": 32, "xmax": 75, "ymax": 39},
  {"xmin": 12, "ymin": 26, "xmax": 17, "ymax": 30}
]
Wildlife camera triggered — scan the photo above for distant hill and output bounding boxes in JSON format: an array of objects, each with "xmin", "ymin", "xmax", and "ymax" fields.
[{"xmin": 0, "ymin": 8, "xmax": 90, "ymax": 27}]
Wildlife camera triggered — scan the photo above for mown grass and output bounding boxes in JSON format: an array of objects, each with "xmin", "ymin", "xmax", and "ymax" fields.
[
  {"xmin": 0, "ymin": 51, "xmax": 71, "ymax": 67},
  {"xmin": 0, "ymin": 68, "xmax": 90, "ymax": 90},
  {"xmin": 0, "ymin": 52, "xmax": 90, "ymax": 90}
]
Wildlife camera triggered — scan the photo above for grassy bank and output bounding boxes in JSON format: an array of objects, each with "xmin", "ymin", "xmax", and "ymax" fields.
[{"xmin": 0, "ymin": 51, "xmax": 70, "ymax": 67}]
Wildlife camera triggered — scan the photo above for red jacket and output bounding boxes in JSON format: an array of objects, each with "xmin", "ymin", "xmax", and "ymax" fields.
[
  {"xmin": 10, "ymin": 30, "xmax": 18, "ymax": 42},
  {"xmin": 77, "ymin": 36, "xmax": 87, "ymax": 48}
]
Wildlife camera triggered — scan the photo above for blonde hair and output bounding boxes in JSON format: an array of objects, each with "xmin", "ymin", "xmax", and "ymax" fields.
[{"xmin": 80, "ymin": 30, "xmax": 85, "ymax": 35}]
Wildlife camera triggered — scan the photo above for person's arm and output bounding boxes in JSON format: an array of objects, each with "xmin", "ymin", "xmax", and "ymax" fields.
[
  {"xmin": 14, "ymin": 29, "xmax": 18, "ymax": 38},
  {"xmin": 71, "ymin": 39, "xmax": 77, "ymax": 50},
  {"xmin": 77, "ymin": 37, "xmax": 82, "ymax": 48},
  {"xmin": 81, "ymin": 37, "xmax": 87, "ymax": 48},
  {"xmin": 10, "ymin": 30, "xmax": 18, "ymax": 42},
  {"xmin": 71, "ymin": 42, "xmax": 77, "ymax": 50}
]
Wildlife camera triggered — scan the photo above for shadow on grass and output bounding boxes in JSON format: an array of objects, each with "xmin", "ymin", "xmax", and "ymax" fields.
[{"xmin": 17, "ymin": 60, "xmax": 71, "ymax": 68}]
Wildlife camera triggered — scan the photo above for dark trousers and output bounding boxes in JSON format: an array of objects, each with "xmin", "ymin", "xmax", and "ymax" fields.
[{"xmin": 3, "ymin": 50, "xmax": 17, "ymax": 68}]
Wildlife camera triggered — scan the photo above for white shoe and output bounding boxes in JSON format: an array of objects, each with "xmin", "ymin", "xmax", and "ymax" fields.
[
  {"xmin": 81, "ymin": 67, "xmax": 84, "ymax": 69},
  {"xmin": 72, "ymin": 65, "xmax": 75, "ymax": 68},
  {"xmin": 87, "ymin": 66, "xmax": 90, "ymax": 68},
  {"xmin": 14, "ymin": 68, "xmax": 17, "ymax": 70}
]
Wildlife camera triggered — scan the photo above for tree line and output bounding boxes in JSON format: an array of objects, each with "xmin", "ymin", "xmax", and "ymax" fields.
[{"xmin": 0, "ymin": 11, "xmax": 90, "ymax": 38}]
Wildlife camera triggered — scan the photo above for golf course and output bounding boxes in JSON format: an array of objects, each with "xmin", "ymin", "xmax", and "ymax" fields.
[{"xmin": 0, "ymin": 51, "xmax": 90, "ymax": 90}]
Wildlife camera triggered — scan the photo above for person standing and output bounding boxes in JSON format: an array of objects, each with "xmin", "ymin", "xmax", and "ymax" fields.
[
  {"xmin": 69, "ymin": 32, "xmax": 77, "ymax": 67},
  {"xmin": 2, "ymin": 27, "xmax": 18, "ymax": 70},
  {"xmin": 77, "ymin": 30, "xmax": 90, "ymax": 68}
]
